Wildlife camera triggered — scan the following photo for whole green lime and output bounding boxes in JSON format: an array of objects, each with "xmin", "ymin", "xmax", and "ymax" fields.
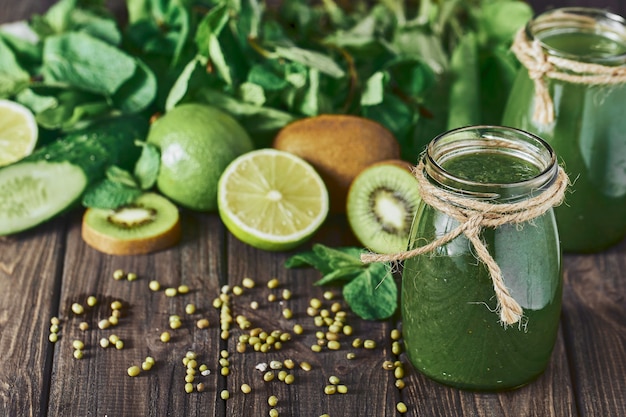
[{"xmin": 147, "ymin": 104, "xmax": 254, "ymax": 211}]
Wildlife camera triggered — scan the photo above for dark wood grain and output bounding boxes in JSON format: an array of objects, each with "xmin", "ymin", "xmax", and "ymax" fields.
[
  {"xmin": 562, "ymin": 241, "xmax": 626, "ymax": 417},
  {"xmin": 0, "ymin": 217, "xmax": 68, "ymax": 417},
  {"xmin": 45, "ymin": 212, "xmax": 226, "ymax": 416}
]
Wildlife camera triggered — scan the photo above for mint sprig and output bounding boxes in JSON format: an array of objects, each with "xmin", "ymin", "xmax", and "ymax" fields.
[{"xmin": 286, "ymin": 244, "xmax": 397, "ymax": 320}]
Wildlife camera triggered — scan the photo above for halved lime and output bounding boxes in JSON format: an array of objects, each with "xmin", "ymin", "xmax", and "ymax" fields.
[
  {"xmin": 0, "ymin": 99, "xmax": 38, "ymax": 167},
  {"xmin": 218, "ymin": 149, "xmax": 329, "ymax": 251}
]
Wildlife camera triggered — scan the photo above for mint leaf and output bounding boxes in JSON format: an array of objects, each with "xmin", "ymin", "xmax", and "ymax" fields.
[
  {"xmin": 106, "ymin": 166, "xmax": 138, "ymax": 188},
  {"xmin": 42, "ymin": 32, "xmax": 136, "ymax": 95},
  {"xmin": 133, "ymin": 142, "xmax": 160, "ymax": 190},
  {"xmin": 285, "ymin": 244, "xmax": 397, "ymax": 320},
  {"xmin": 343, "ymin": 262, "xmax": 397, "ymax": 320},
  {"xmin": 82, "ymin": 179, "xmax": 143, "ymax": 209},
  {"xmin": 273, "ymin": 45, "xmax": 345, "ymax": 79}
]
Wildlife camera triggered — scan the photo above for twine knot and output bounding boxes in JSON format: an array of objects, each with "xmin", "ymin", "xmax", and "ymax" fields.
[
  {"xmin": 360, "ymin": 159, "xmax": 569, "ymax": 327},
  {"xmin": 511, "ymin": 26, "xmax": 626, "ymax": 125}
]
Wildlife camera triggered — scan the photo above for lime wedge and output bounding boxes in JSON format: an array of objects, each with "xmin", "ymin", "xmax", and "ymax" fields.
[
  {"xmin": 0, "ymin": 99, "xmax": 38, "ymax": 167},
  {"xmin": 218, "ymin": 149, "xmax": 329, "ymax": 251}
]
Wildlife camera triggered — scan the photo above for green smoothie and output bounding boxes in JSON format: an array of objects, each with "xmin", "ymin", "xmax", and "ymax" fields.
[
  {"xmin": 403, "ymin": 145, "xmax": 562, "ymax": 390},
  {"xmin": 502, "ymin": 12, "xmax": 626, "ymax": 252}
]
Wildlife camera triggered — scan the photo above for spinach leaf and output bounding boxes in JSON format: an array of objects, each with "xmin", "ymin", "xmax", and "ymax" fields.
[{"xmin": 42, "ymin": 32, "xmax": 137, "ymax": 95}]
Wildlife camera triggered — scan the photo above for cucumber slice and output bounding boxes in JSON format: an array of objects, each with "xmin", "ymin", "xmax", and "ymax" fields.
[
  {"xmin": 0, "ymin": 115, "xmax": 148, "ymax": 236},
  {"xmin": 0, "ymin": 161, "xmax": 87, "ymax": 235}
]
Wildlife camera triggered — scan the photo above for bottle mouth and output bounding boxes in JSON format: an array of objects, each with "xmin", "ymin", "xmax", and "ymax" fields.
[
  {"xmin": 526, "ymin": 7, "xmax": 626, "ymax": 65},
  {"xmin": 425, "ymin": 126, "xmax": 558, "ymax": 202}
]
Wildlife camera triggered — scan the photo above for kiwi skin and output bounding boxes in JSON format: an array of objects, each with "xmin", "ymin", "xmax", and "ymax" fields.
[
  {"xmin": 272, "ymin": 114, "xmax": 400, "ymax": 213},
  {"xmin": 346, "ymin": 159, "xmax": 421, "ymax": 254},
  {"xmin": 81, "ymin": 193, "xmax": 181, "ymax": 256}
]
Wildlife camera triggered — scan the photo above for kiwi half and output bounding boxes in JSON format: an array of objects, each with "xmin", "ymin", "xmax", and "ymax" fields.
[
  {"xmin": 346, "ymin": 160, "xmax": 421, "ymax": 254},
  {"xmin": 82, "ymin": 192, "xmax": 181, "ymax": 255}
]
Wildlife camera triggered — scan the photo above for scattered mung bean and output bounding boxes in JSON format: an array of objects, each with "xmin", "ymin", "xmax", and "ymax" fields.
[
  {"xmin": 396, "ymin": 402, "xmax": 408, "ymax": 414},
  {"xmin": 242, "ymin": 277, "xmax": 255, "ymax": 288},
  {"xmin": 149, "ymin": 280, "xmax": 161, "ymax": 291},
  {"xmin": 177, "ymin": 285, "xmax": 189, "ymax": 294},
  {"xmin": 197, "ymin": 318, "xmax": 209, "ymax": 329},
  {"xmin": 268, "ymin": 395, "xmax": 278, "ymax": 407},
  {"xmin": 220, "ymin": 389, "xmax": 230, "ymax": 400},
  {"xmin": 71, "ymin": 303, "xmax": 84, "ymax": 315},
  {"xmin": 164, "ymin": 287, "xmax": 178, "ymax": 297},
  {"xmin": 113, "ymin": 269, "xmax": 125, "ymax": 280},
  {"xmin": 267, "ymin": 278, "xmax": 279, "ymax": 289},
  {"xmin": 160, "ymin": 331, "xmax": 171, "ymax": 343},
  {"xmin": 127, "ymin": 272, "xmax": 137, "ymax": 281},
  {"xmin": 87, "ymin": 296, "xmax": 97, "ymax": 307},
  {"xmin": 127, "ymin": 366, "xmax": 140, "ymax": 377},
  {"xmin": 241, "ymin": 383, "xmax": 251, "ymax": 394}
]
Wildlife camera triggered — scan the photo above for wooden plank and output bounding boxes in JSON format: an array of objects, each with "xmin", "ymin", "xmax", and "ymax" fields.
[
  {"xmin": 223, "ymin": 223, "xmax": 399, "ymax": 416},
  {"xmin": 0, "ymin": 217, "xmax": 67, "ymax": 416},
  {"xmin": 45, "ymin": 212, "xmax": 226, "ymax": 416},
  {"xmin": 561, "ymin": 240, "xmax": 626, "ymax": 417}
]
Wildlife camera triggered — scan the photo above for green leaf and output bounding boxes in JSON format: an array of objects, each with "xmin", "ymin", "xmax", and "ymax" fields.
[
  {"xmin": 133, "ymin": 142, "xmax": 160, "ymax": 190},
  {"xmin": 113, "ymin": 58, "xmax": 158, "ymax": 113},
  {"xmin": 285, "ymin": 244, "xmax": 363, "ymax": 274},
  {"xmin": 361, "ymin": 71, "xmax": 387, "ymax": 106},
  {"xmin": 285, "ymin": 244, "xmax": 397, "ymax": 320},
  {"xmin": 42, "ymin": 32, "xmax": 137, "ymax": 95},
  {"xmin": 273, "ymin": 45, "xmax": 346, "ymax": 79},
  {"xmin": 0, "ymin": 38, "xmax": 31, "ymax": 97},
  {"xmin": 82, "ymin": 179, "xmax": 143, "ymax": 209},
  {"xmin": 106, "ymin": 165, "xmax": 139, "ymax": 188},
  {"xmin": 246, "ymin": 63, "xmax": 288, "ymax": 92},
  {"xmin": 343, "ymin": 263, "xmax": 397, "ymax": 320}
]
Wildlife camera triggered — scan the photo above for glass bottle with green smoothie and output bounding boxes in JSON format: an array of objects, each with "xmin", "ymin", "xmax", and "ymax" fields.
[
  {"xmin": 502, "ymin": 8, "xmax": 626, "ymax": 252},
  {"xmin": 402, "ymin": 126, "xmax": 564, "ymax": 391}
]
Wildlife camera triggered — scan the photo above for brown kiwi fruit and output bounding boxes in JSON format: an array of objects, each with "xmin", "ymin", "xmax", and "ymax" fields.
[
  {"xmin": 346, "ymin": 159, "xmax": 421, "ymax": 254},
  {"xmin": 272, "ymin": 114, "xmax": 400, "ymax": 213},
  {"xmin": 82, "ymin": 192, "xmax": 181, "ymax": 255}
]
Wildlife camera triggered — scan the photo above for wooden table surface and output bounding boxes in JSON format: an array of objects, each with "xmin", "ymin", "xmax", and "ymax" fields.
[{"xmin": 1, "ymin": 1, "xmax": 625, "ymax": 416}]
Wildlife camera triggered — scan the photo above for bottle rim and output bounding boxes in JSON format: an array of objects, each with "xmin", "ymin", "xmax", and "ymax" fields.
[
  {"xmin": 525, "ymin": 7, "xmax": 626, "ymax": 65},
  {"xmin": 424, "ymin": 125, "xmax": 559, "ymax": 202}
]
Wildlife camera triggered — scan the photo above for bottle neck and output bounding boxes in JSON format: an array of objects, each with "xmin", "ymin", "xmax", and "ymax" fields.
[
  {"xmin": 424, "ymin": 126, "xmax": 559, "ymax": 204},
  {"xmin": 526, "ymin": 7, "xmax": 626, "ymax": 65}
]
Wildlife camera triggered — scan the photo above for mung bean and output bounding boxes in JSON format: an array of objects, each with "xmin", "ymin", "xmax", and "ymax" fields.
[
  {"xmin": 113, "ymin": 269, "xmax": 125, "ymax": 280},
  {"xmin": 127, "ymin": 366, "xmax": 140, "ymax": 377},
  {"xmin": 396, "ymin": 402, "xmax": 408, "ymax": 414},
  {"xmin": 164, "ymin": 287, "xmax": 178, "ymax": 297},
  {"xmin": 71, "ymin": 303, "xmax": 84, "ymax": 315},
  {"xmin": 149, "ymin": 280, "xmax": 161, "ymax": 291},
  {"xmin": 268, "ymin": 395, "xmax": 278, "ymax": 407}
]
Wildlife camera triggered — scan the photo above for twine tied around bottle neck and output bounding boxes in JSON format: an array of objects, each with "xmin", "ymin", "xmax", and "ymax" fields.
[
  {"xmin": 510, "ymin": 26, "xmax": 626, "ymax": 125},
  {"xmin": 360, "ymin": 159, "xmax": 570, "ymax": 327}
]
